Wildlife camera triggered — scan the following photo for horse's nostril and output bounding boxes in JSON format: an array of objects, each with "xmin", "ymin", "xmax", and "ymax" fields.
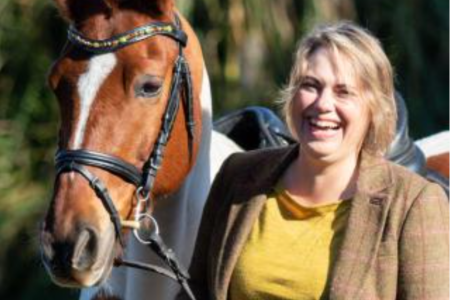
[
  {"xmin": 72, "ymin": 227, "xmax": 99, "ymax": 271},
  {"xmin": 40, "ymin": 231, "xmax": 55, "ymax": 262}
]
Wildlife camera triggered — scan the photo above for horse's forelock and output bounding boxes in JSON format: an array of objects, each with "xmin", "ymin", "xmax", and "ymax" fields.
[{"xmin": 54, "ymin": 0, "xmax": 112, "ymax": 23}]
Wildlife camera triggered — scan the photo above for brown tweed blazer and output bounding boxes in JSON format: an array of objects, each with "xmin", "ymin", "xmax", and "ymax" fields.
[{"xmin": 180, "ymin": 145, "xmax": 449, "ymax": 300}]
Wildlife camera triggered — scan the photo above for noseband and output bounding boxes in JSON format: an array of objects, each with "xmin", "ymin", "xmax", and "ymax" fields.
[{"xmin": 55, "ymin": 14, "xmax": 196, "ymax": 300}]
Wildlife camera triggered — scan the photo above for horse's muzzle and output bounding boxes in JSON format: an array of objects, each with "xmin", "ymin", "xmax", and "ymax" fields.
[{"xmin": 40, "ymin": 222, "xmax": 116, "ymax": 287}]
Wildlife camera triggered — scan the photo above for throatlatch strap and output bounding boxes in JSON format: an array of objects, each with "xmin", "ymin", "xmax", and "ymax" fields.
[
  {"xmin": 181, "ymin": 60, "xmax": 196, "ymax": 158},
  {"xmin": 141, "ymin": 56, "xmax": 185, "ymax": 196}
]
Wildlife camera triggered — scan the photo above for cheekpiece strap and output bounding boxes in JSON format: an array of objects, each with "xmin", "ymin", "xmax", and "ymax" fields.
[{"xmin": 68, "ymin": 22, "xmax": 187, "ymax": 54}]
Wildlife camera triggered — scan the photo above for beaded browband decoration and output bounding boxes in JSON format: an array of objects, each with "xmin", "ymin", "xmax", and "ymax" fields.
[{"xmin": 68, "ymin": 22, "xmax": 187, "ymax": 53}]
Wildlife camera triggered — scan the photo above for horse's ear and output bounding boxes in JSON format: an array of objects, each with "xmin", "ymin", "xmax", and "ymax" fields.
[
  {"xmin": 53, "ymin": 0, "xmax": 174, "ymax": 22},
  {"xmin": 146, "ymin": 0, "xmax": 174, "ymax": 16},
  {"xmin": 53, "ymin": 0, "xmax": 113, "ymax": 23},
  {"xmin": 53, "ymin": 0, "xmax": 72, "ymax": 21}
]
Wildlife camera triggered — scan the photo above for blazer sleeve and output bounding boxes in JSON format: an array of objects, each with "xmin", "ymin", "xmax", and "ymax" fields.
[
  {"xmin": 176, "ymin": 153, "xmax": 237, "ymax": 300},
  {"xmin": 398, "ymin": 182, "xmax": 449, "ymax": 299}
]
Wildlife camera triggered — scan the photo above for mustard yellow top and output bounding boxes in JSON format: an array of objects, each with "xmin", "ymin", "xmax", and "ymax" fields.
[{"xmin": 229, "ymin": 186, "xmax": 351, "ymax": 300}]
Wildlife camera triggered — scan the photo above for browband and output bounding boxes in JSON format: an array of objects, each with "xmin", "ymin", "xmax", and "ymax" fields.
[{"xmin": 68, "ymin": 22, "xmax": 188, "ymax": 54}]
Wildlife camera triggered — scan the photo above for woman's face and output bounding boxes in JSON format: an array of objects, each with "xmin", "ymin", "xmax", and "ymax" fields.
[{"xmin": 292, "ymin": 48, "xmax": 370, "ymax": 164}]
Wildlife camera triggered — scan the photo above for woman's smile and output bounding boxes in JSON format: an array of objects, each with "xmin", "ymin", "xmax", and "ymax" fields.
[{"xmin": 304, "ymin": 116, "xmax": 342, "ymax": 139}]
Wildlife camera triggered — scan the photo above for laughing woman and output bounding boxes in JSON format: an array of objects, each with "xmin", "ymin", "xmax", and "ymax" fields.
[{"xmin": 182, "ymin": 22, "xmax": 449, "ymax": 300}]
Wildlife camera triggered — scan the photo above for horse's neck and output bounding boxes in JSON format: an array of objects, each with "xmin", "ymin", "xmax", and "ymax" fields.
[{"xmin": 80, "ymin": 65, "xmax": 241, "ymax": 300}]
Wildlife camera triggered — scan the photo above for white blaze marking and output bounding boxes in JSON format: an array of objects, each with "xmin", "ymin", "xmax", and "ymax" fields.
[{"xmin": 72, "ymin": 53, "xmax": 117, "ymax": 149}]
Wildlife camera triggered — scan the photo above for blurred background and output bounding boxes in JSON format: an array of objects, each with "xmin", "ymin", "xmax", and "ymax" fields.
[{"xmin": 0, "ymin": 0, "xmax": 448, "ymax": 298}]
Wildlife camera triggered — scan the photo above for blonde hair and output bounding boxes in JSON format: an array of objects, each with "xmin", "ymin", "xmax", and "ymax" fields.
[{"xmin": 279, "ymin": 22, "xmax": 397, "ymax": 156}]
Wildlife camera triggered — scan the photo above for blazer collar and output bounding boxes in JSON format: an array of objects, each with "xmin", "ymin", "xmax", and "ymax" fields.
[
  {"xmin": 238, "ymin": 144, "xmax": 300, "ymax": 198},
  {"xmin": 241, "ymin": 146, "xmax": 395, "ymax": 198},
  {"xmin": 329, "ymin": 152, "xmax": 395, "ymax": 298},
  {"xmin": 356, "ymin": 151, "xmax": 395, "ymax": 194}
]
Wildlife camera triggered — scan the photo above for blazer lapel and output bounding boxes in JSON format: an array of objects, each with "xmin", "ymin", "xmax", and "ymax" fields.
[
  {"xmin": 329, "ymin": 154, "xmax": 394, "ymax": 299},
  {"xmin": 211, "ymin": 145, "xmax": 300, "ymax": 300},
  {"xmin": 213, "ymin": 194, "xmax": 267, "ymax": 300}
]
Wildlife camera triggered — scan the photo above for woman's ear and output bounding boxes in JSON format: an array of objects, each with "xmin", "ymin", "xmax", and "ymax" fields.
[{"xmin": 53, "ymin": 0, "xmax": 72, "ymax": 21}]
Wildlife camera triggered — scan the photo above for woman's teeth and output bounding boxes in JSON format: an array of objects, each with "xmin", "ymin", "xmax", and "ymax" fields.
[{"xmin": 309, "ymin": 118, "xmax": 340, "ymax": 130}]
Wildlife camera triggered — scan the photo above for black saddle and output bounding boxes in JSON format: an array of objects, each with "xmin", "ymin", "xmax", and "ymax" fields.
[
  {"xmin": 213, "ymin": 97, "xmax": 448, "ymax": 195},
  {"xmin": 386, "ymin": 94, "xmax": 448, "ymax": 195},
  {"xmin": 386, "ymin": 93, "xmax": 426, "ymax": 173},
  {"xmin": 214, "ymin": 106, "xmax": 293, "ymax": 150}
]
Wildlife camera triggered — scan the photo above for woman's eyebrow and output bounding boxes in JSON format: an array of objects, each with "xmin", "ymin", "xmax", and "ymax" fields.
[
  {"xmin": 301, "ymin": 76, "xmax": 321, "ymax": 84},
  {"xmin": 335, "ymin": 83, "xmax": 356, "ymax": 90}
]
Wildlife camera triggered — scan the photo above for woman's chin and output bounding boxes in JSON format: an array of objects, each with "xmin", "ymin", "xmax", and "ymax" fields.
[{"xmin": 301, "ymin": 140, "xmax": 342, "ymax": 160}]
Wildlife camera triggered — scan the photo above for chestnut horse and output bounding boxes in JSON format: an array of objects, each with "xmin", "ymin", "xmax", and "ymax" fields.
[{"xmin": 40, "ymin": 0, "xmax": 240, "ymax": 299}]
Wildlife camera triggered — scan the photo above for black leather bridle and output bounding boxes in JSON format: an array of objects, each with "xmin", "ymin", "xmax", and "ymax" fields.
[{"xmin": 55, "ymin": 14, "xmax": 196, "ymax": 300}]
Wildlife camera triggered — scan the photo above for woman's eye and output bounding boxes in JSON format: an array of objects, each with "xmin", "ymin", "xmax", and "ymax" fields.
[
  {"xmin": 134, "ymin": 76, "xmax": 163, "ymax": 98},
  {"xmin": 300, "ymin": 81, "xmax": 319, "ymax": 92},
  {"xmin": 336, "ymin": 88, "xmax": 354, "ymax": 98},
  {"xmin": 338, "ymin": 89, "xmax": 349, "ymax": 96}
]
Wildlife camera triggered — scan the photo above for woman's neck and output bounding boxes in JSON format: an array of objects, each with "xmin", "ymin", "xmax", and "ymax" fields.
[{"xmin": 282, "ymin": 151, "xmax": 360, "ymax": 206}]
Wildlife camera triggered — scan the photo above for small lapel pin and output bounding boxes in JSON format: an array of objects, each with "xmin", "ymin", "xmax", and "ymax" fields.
[{"xmin": 369, "ymin": 197, "xmax": 384, "ymax": 205}]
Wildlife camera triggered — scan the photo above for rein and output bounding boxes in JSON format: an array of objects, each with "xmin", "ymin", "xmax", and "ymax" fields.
[{"xmin": 55, "ymin": 14, "xmax": 196, "ymax": 300}]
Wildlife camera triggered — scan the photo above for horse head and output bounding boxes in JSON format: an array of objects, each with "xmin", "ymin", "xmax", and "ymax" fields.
[{"xmin": 40, "ymin": 0, "xmax": 204, "ymax": 288}]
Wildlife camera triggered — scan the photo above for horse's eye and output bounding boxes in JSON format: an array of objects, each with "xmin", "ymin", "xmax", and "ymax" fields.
[{"xmin": 134, "ymin": 76, "xmax": 162, "ymax": 99}]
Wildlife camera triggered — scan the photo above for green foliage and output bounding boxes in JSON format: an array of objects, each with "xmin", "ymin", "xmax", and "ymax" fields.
[
  {"xmin": 0, "ymin": 0, "xmax": 73, "ymax": 298},
  {"xmin": 0, "ymin": 0, "xmax": 447, "ymax": 298},
  {"xmin": 353, "ymin": 0, "xmax": 449, "ymax": 137}
]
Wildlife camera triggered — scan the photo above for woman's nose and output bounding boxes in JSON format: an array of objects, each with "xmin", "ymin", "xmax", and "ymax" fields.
[{"xmin": 314, "ymin": 89, "xmax": 334, "ymax": 112}]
